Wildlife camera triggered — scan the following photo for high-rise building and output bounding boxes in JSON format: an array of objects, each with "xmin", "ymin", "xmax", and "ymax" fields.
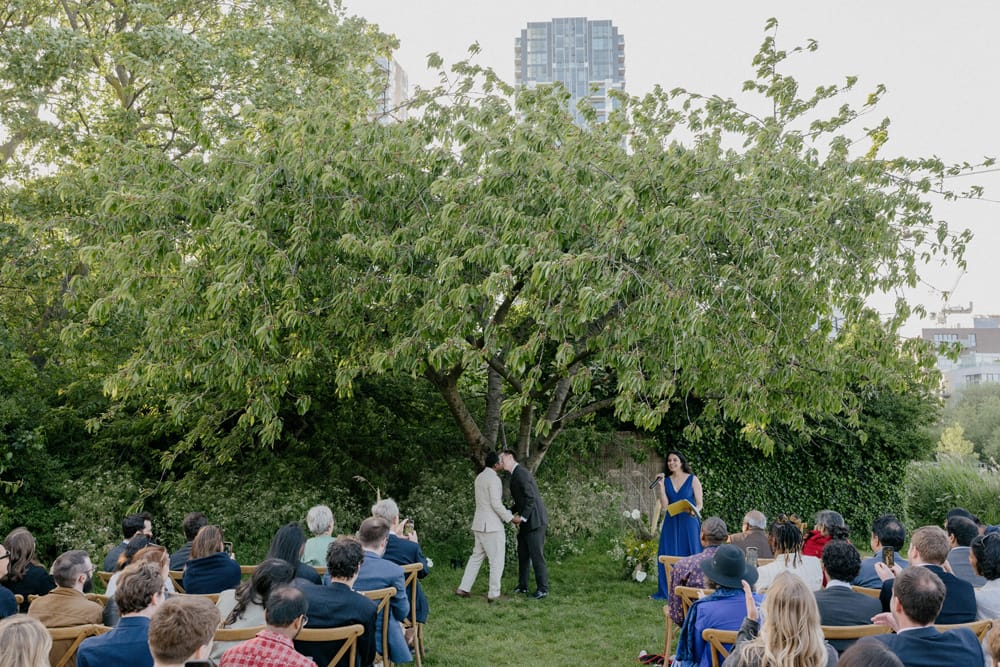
[
  {"xmin": 374, "ymin": 56, "xmax": 408, "ymax": 124},
  {"xmin": 515, "ymin": 17, "xmax": 625, "ymax": 126}
]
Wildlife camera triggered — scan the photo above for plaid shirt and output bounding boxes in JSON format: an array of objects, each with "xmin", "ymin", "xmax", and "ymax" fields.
[
  {"xmin": 219, "ymin": 629, "xmax": 315, "ymax": 667},
  {"xmin": 667, "ymin": 545, "xmax": 718, "ymax": 625}
]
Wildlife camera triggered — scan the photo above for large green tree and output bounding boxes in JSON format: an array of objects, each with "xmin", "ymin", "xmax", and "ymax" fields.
[{"xmin": 6, "ymin": 19, "xmax": 977, "ymax": 470}]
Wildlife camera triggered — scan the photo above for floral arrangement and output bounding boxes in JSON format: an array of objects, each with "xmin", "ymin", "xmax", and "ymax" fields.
[{"xmin": 609, "ymin": 509, "xmax": 659, "ymax": 582}]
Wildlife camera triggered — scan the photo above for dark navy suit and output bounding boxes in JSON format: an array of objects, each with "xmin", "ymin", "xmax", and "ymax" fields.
[
  {"xmin": 813, "ymin": 583, "xmax": 883, "ymax": 653},
  {"xmin": 76, "ymin": 616, "xmax": 153, "ymax": 667},
  {"xmin": 509, "ymin": 462, "xmax": 549, "ymax": 593},
  {"xmin": 382, "ymin": 533, "xmax": 430, "ymax": 623},
  {"xmin": 869, "ymin": 625, "xmax": 983, "ymax": 666},
  {"xmin": 354, "ymin": 550, "xmax": 412, "ymax": 663},
  {"xmin": 879, "ymin": 564, "xmax": 977, "ymax": 623},
  {"xmin": 294, "ymin": 580, "xmax": 377, "ymax": 667},
  {"xmin": 181, "ymin": 551, "xmax": 241, "ymax": 594}
]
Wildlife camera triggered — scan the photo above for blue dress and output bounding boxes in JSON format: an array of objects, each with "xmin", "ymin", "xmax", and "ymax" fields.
[{"xmin": 654, "ymin": 473, "xmax": 702, "ymax": 599}]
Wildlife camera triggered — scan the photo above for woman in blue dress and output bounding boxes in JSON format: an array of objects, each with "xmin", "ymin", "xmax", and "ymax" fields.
[{"xmin": 652, "ymin": 450, "xmax": 703, "ymax": 599}]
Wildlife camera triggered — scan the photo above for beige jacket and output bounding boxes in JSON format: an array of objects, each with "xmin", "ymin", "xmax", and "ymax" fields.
[{"xmin": 470, "ymin": 466, "xmax": 512, "ymax": 532}]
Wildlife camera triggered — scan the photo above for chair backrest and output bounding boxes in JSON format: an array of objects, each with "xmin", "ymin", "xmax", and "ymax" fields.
[
  {"xmin": 84, "ymin": 593, "xmax": 110, "ymax": 608},
  {"xmin": 821, "ymin": 624, "xmax": 892, "ymax": 641},
  {"xmin": 14, "ymin": 594, "xmax": 23, "ymax": 606},
  {"xmin": 47, "ymin": 624, "xmax": 111, "ymax": 667},
  {"xmin": 361, "ymin": 586, "xmax": 397, "ymax": 666},
  {"xmin": 97, "ymin": 571, "xmax": 114, "ymax": 586},
  {"xmin": 400, "ymin": 563, "xmax": 422, "ymax": 623},
  {"xmin": 173, "ymin": 592, "xmax": 221, "ymax": 604},
  {"xmin": 936, "ymin": 618, "xmax": 993, "ymax": 641},
  {"xmin": 756, "ymin": 557, "xmax": 775, "ymax": 567},
  {"xmin": 674, "ymin": 586, "xmax": 712, "ymax": 620},
  {"xmin": 297, "ymin": 624, "xmax": 366, "ymax": 667},
  {"xmin": 214, "ymin": 624, "xmax": 266, "ymax": 642},
  {"xmin": 658, "ymin": 555, "xmax": 684, "ymax": 595},
  {"xmin": 313, "ymin": 565, "xmax": 328, "ymax": 576},
  {"xmin": 168, "ymin": 570, "xmax": 186, "ymax": 593},
  {"xmin": 701, "ymin": 628, "xmax": 737, "ymax": 667},
  {"xmin": 851, "ymin": 585, "xmax": 881, "ymax": 599},
  {"xmin": 240, "ymin": 564, "xmax": 257, "ymax": 577}
]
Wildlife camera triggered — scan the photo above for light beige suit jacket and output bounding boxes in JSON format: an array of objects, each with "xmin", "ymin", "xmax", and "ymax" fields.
[{"xmin": 470, "ymin": 466, "xmax": 512, "ymax": 532}]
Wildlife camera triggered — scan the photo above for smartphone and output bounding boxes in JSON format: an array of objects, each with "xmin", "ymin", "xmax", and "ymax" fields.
[
  {"xmin": 402, "ymin": 519, "xmax": 414, "ymax": 536},
  {"xmin": 223, "ymin": 541, "xmax": 233, "ymax": 556},
  {"xmin": 882, "ymin": 546, "xmax": 894, "ymax": 568},
  {"xmin": 746, "ymin": 546, "xmax": 758, "ymax": 568}
]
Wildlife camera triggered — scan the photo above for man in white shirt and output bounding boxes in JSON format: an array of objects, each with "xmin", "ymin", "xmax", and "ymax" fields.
[{"xmin": 456, "ymin": 452, "xmax": 514, "ymax": 603}]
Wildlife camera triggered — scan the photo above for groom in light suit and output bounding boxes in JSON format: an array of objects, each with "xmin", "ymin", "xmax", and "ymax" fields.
[
  {"xmin": 500, "ymin": 449, "xmax": 549, "ymax": 599},
  {"xmin": 456, "ymin": 452, "xmax": 514, "ymax": 602}
]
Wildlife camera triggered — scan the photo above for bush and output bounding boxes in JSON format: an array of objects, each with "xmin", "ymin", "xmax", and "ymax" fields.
[
  {"xmin": 402, "ymin": 460, "xmax": 476, "ymax": 567},
  {"xmin": 53, "ymin": 467, "xmax": 147, "ymax": 559},
  {"xmin": 539, "ymin": 475, "xmax": 621, "ymax": 561},
  {"xmin": 905, "ymin": 458, "xmax": 1000, "ymax": 527}
]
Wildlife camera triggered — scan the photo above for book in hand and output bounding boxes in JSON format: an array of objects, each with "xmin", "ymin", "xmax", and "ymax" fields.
[{"xmin": 665, "ymin": 499, "xmax": 702, "ymax": 520}]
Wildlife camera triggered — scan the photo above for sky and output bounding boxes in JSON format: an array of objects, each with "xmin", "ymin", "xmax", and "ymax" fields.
[{"xmin": 341, "ymin": 1, "xmax": 1000, "ymax": 338}]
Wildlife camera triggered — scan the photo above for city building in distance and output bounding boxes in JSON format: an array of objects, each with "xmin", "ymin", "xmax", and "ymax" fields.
[
  {"xmin": 922, "ymin": 315, "xmax": 1000, "ymax": 394},
  {"xmin": 515, "ymin": 17, "xmax": 625, "ymax": 126}
]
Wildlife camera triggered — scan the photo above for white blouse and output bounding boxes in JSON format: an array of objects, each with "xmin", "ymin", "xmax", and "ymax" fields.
[{"xmin": 754, "ymin": 553, "xmax": 823, "ymax": 592}]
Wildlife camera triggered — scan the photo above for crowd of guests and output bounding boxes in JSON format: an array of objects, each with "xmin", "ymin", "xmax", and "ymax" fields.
[
  {"xmin": 666, "ymin": 507, "xmax": 1000, "ymax": 667},
  {"xmin": 0, "ymin": 499, "xmax": 430, "ymax": 667}
]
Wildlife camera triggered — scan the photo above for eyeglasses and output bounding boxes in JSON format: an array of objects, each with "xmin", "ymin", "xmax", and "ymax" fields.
[
  {"xmin": 301, "ymin": 615, "xmax": 309, "ymax": 627},
  {"xmin": 0, "ymin": 553, "xmax": 8, "ymax": 562}
]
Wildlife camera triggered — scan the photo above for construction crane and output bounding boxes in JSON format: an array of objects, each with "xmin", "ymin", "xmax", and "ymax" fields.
[{"xmin": 931, "ymin": 271, "xmax": 973, "ymax": 325}]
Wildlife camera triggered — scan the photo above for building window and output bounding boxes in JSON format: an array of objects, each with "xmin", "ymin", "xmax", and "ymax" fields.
[{"xmin": 967, "ymin": 374, "xmax": 982, "ymax": 385}]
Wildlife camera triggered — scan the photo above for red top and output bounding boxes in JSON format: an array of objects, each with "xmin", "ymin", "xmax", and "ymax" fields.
[
  {"xmin": 801, "ymin": 529, "xmax": 830, "ymax": 559},
  {"xmin": 219, "ymin": 629, "xmax": 314, "ymax": 667}
]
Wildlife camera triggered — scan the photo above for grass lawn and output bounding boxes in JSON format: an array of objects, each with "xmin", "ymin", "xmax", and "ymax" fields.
[{"xmin": 419, "ymin": 540, "xmax": 666, "ymax": 666}]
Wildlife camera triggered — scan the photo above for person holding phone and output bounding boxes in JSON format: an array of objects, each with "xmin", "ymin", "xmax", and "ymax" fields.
[
  {"xmin": 651, "ymin": 450, "xmax": 703, "ymax": 600},
  {"xmin": 181, "ymin": 525, "xmax": 241, "ymax": 594},
  {"xmin": 854, "ymin": 514, "xmax": 908, "ymax": 588}
]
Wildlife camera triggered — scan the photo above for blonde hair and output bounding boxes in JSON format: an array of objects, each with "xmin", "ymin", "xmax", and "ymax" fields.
[
  {"xmin": 0, "ymin": 615, "xmax": 52, "ymax": 667},
  {"xmin": 736, "ymin": 572, "xmax": 828, "ymax": 667}
]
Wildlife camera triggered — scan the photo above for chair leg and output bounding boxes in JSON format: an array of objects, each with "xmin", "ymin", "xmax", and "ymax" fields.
[{"xmin": 663, "ymin": 605, "xmax": 672, "ymax": 661}]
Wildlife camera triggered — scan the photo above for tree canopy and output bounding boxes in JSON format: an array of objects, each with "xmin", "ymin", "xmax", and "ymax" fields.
[{"xmin": 3, "ymin": 15, "xmax": 977, "ymax": 471}]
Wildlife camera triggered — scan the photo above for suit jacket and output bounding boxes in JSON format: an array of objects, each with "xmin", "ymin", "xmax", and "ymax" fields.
[
  {"xmin": 383, "ymin": 533, "xmax": 430, "ymax": 624},
  {"xmin": 879, "ymin": 564, "xmax": 977, "ymax": 623},
  {"xmin": 103, "ymin": 542, "xmax": 127, "ymax": 572},
  {"xmin": 854, "ymin": 549, "xmax": 909, "ymax": 588},
  {"xmin": 870, "ymin": 625, "xmax": 983, "ymax": 667},
  {"xmin": 28, "ymin": 587, "xmax": 104, "ymax": 665},
  {"xmin": 294, "ymin": 581, "xmax": 377, "ymax": 667},
  {"xmin": 509, "ymin": 463, "xmax": 548, "ymax": 531},
  {"xmin": 77, "ymin": 616, "xmax": 153, "ymax": 667},
  {"xmin": 354, "ymin": 550, "xmax": 412, "ymax": 663},
  {"xmin": 813, "ymin": 584, "xmax": 883, "ymax": 653},
  {"xmin": 168, "ymin": 542, "xmax": 192, "ymax": 571},
  {"xmin": 181, "ymin": 551, "xmax": 242, "ymax": 594},
  {"xmin": 471, "ymin": 466, "xmax": 512, "ymax": 532},
  {"xmin": 948, "ymin": 546, "xmax": 986, "ymax": 587},
  {"xmin": 727, "ymin": 528, "xmax": 773, "ymax": 558}
]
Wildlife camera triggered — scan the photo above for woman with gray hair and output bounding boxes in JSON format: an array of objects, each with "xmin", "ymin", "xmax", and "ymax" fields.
[
  {"xmin": 803, "ymin": 509, "xmax": 849, "ymax": 559},
  {"xmin": 302, "ymin": 505, "xmax": 335, "ymax": 567}
]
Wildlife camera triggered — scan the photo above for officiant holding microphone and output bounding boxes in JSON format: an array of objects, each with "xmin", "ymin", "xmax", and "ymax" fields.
[{"xmin": 650, "ymin": 450, "xmax": 703, "ymax": 600}]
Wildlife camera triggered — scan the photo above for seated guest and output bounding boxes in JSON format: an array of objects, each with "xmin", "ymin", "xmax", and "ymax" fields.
[
  {"xmin": 104, "ymin": 544, "xmax": 173, "ymax": 627},
  {"xmin": 27, "ymin": 549, "xmax": 103, "ymax": 664},
  {"xmin": 294, "ymin": 536, "xmax": 377, "ymax": 667},
  {"xmin": 668, "ymin": 517, "xmax": 728, "ymax": 625},
  {"xmin": 814, "ymin": 540, "xmax": 882, "ymax": 653},
  {"xmin": 724, "ymin": 571, "xmax": 837, "ymax": 667},
  {"xmin": 148, "ymin": 595, "xmax": 220, "ymax": 667},
  {"xmin": 876, "ymin": 525, "xmax": 976, "ymax": 623},
  {"xmin": 0, "ymin": 615, "xmax": 52, "ymax": 666},
  {"xmin": 674, "ymin": 544, "xmax": 761, "ymax": 667},
  {"xmin": 169, "ymin": 511, "xmax": 207, "ymax": 571},
  {"xmin": 268, "ymin": 522, "xmax": 322, "ymax": 584},
  {"xmin": 303, "ymin": 505, "xmax": 336, "ymax": 567},
  {"xmin": 837, "ymin": 639, "xmax": 904, "ymax": 667},
  {"xmin": 0, "ymin": 543, "xmax": 17, "ymax": 618},
  {"xmin": 181, "ymin": 524, "xmax": 241, "ymax": 594},
  {"xmin": 104, "ymin": 511, "xmax": 153, "ymax": 571},
  {"xmin": 855, "ymin": 514, "xmax": 908, "ymax": 588},
  {"xmin": 726, "ymin": 510, "xmax": 773, "ymax": 559},
  {"xmin": 989, "ymin": 623, "xmax": 1000, "ymax": 667},
  {"xmin": 77, "ymin": 562, "xmax": 165, "ymax": 667},
  {"xmin": 212, "ymin": 558, "xmax": 297, "ymax": 662},
  {"xmin": 947, "ymin": 515, "xmax": 986, "ymax": 586},
  {"xmin": 972, "ymin": 532, "xmax": 1000, "ymax": 620},
  {"xmin": 354, "ymin": 516, "xmax": 412, "ymax": 664},
  {"xmin": 802, "ymin": 510, "xmax": 849, "ymax": 559},
  {"xmin": 1, "ymin": 527, "xmax": 55, "ymax": 611},
  {"xmin": 220, "ymin": 586, "xmax": 314, "ymax": 667},
  {"xmin": 866, "ymin": 565, "xmax": 983, "ymax": 666},
  {"xmin": 755, "ymin": 514, "xmax": 822, "ymax": 592},
  {"xmin": 373, "ymin": 498, "xmax": 431, "ymax": 625}
]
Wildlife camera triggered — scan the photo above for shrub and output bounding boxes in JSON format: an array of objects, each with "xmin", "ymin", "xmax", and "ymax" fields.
[
  {"xmin": 402, "ymin": 460, "xmax": 476, "ymax": 567},
  {"xmin": 905, "ymin": 457, "xmax": 1000, "ymax": 527},
  {"xmin": 539, "ymin": 474, "xmax": 621, "ymax": 561},
  {"xmin": 53, "ymin": 467, "xmax": 147, "ymax": 559}
]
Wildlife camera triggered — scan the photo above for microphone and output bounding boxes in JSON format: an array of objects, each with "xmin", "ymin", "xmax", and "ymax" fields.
[{"xmin": 649, "ymin": 477, "xmax": 661, "ymax": 489}]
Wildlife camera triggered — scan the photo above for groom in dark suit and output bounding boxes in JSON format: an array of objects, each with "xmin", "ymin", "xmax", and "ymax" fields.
[{"xmin": 500, "ymin": 450, "xmax": 549, "ymax": 599}]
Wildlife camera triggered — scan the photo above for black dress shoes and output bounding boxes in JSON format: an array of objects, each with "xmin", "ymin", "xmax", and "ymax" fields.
[
  {"xmin": 454, "ymin": 588, "xmax": 471, "ymax": 598},
  {"xmin": 512, "ymin": 587, "xmax": 530, "ymax": 594},
  {"xmin": 532, "ymin": 590, "xmax": 548, "ymax": 600}
]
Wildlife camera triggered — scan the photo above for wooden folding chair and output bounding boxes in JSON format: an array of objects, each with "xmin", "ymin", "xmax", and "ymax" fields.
[
  {"xmin": 314, "ymin": 565, "xmax": 328, "ymax": 577},
  {"xmin": 851, "ymin": 585, "xmax": 881, "ymax": 599},
  {"xmin": 702, "ymin": 628, "xmax": 738, "ymax": 667},
  {"xmin": 297, "ymin": 624, "xmax": 366, "ymax": 667},
  {"xmin": 85, "ymin": 593, "xmax": 110, "ymax": 608},
  {"xmin": 400, "ymin": 562, "xmax": 425, "ymax": 667},
  {"xmin": 936, "ymin": 618, "xmax": 993, "ymax": 641},
  {"xmin": 47, "ymin": 624, "xmax": 111, "ymax": 667},
  {"xmin": 658, "ymin": 555, "xmax": 684, "ymax": 657},
  {"xmin": 214, "ymin": 625, "xmax": 266, "ymax": 642},
  {"xmin": 97, "ymin": 571, "xmax": 114, "ymax": 586},
  {"xmin": 240, "ymin": 564, "xmax": 258, "ymax": 577},
  {"xmin": 756, "ymin": 558, "xmax": 774, "ymax": 567},
  {"xmin": 14, "ymin": 594, "xmax": 23, "ymax": 606},
  {"xmin": 172, "ymin": 592, "xmax": 220, "ymax": 604},
  {"xmin": 361, "ymin": 586, "xmax": 398, "ymax": 667},
  {"xmin": 821, "ymin": 623, "xmax": 892, "ymax": 642},
  {"xmin": 168, "ymin": 570, "xmax": 186, "ymax": 593},
  {"xmin": 674, "ymin": 586, "xmax": 712, "ymax": 619}
]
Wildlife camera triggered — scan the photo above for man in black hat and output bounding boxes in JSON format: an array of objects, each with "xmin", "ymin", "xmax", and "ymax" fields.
[{"xmin": 673, "ymin": 544, "xmax": 761, "ymax": 667}]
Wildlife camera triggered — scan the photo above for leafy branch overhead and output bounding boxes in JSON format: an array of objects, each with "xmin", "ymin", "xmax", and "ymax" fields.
[{"xmin": 2, "ymin": 13, "xmax": 978, "ymax": 469}]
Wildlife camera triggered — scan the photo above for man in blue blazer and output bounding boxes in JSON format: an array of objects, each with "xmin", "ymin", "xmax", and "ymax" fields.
[
  {"xmin": 501, "ymin": 449, "xmax": 549, "ymax": 599},
  {"xmin": 865, "ymin": 565, "xmax": 982, "ymax": 666},
  {"xmin": 854, "ymin": 514, "xmax": 909, "ymax": 588},
  {"xmin": 77, "ymin": 562, "xmax": 164, "ymax": 667},
  {"xmin": 876, "ymin": 526, "xmax": 976, "ymax": 624},
  {"xmin": 353, "ymin": 517, "xmax": 413, "ymax": 664},
  {"xmin": 372, "ymin": 498, "xmax": 430, "ymax": 623}
]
